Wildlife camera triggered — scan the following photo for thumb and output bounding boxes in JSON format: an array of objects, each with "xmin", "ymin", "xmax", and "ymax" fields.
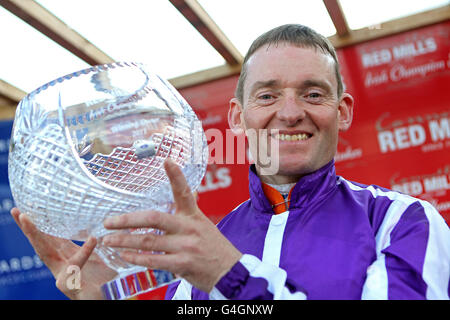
[{"xmin": 164, "ymin": 159, "xmax": 197, "ymax": 215}]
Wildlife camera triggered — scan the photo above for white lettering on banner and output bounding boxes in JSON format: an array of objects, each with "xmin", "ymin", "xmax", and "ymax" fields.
[
  {"xmin": 392, "ymin": 38, "xmax": 437, "ymax": 60},
  {"xmin": 423, "ymin": 175, "xmax": 450, "ymax": 193},
  {"xmin": 335, "ymin": 146, "xmax": 363, "ymax": 162},
  {"xmin": 0, "ymin": 198, "xmax": 17, "ymax": 226},
  {"xmin": 0, "ymin": 214, "xmax": 13, "ymax": 226},
  {"xmin": 201, "ymin": 115, "xmax": 222, "ymax": 126},
  {"xmin": 392, "ymin": 180, "xmax": 423, "ymax": 196},
  {"xmin": 365, "ymin": 71, "xmax": 388, "ymax": 87},
  {"xmin": 433, "ymin": 200, "xmax": 450, "ymax": 212},
  {"xmin": 421, "ymin": 142, "xmax": 444, "ymax": 153},
  {"xmin": 361, "ymin": 37, "xmax": 438, "ymax": 68},
  {"xmin": 364, "ymin": 59, "xmax": 447, "ymax": 88},
  {"xmin": 391, "ymin": 166, "xmax": 450, "ymax": 198},
  {"xmin": 0, "ymin": 269, "xmax": 53, "ymax": 286},
  {"xmin": 362, "ymin": 49, "xmax": 392, "ymax": 68},
  {"xmin": 0, "ymin": 139, "xmax": 10, "ymax": 153},
  {"xmin": 377, "ymin": 115, "xmax": 449, "ymax": 154},
  {"xmin": 429, "ymin": 118, "xmax": 450, "ymax": 141},
  {"xmin": 198, "ymin": 167, "xmax": 232, "ymax": 193},
  {"xmin": 390, "ymin": 60, "xmax": 446, "ymax": 82},
  {"xmin": 378, "ymin": 124, "xmax": 426, "ymax": 153},
  {"xmin": 0, "ymin": 198, "xmax": 14, "ymax": 212},
  {"xmin": 0, "ymin": 255, "xmax": 44, "ymax": 274},
  {"xmin": 359, "ymin": 37, "xmax": 447, "ymax": 88},
  {"xmin": 376, "ymin": 111, "xmax": 448, "ymax": 132}
]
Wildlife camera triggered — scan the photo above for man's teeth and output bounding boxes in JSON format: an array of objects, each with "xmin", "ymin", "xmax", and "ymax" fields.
[{"xmin": 274, "ymin": 133, "xmax": 310, "ymax": 141}]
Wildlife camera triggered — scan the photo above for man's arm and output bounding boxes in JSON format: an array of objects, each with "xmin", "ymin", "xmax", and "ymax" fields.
[
  {"xmin": 165, "ymin": 255, "xmax": 308, "ymax": 300},
  {"xmin": 362, "ymin": 199, "xmax": 450, "ymax": 300},
  {"xmin": 209, "ymin": 254, "xmax": 307, "ymax": 300}
]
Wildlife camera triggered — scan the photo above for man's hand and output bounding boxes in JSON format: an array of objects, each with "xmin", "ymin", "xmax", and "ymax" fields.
[
  {"xmin": 103, "ymin": 159, "xmax": 242, "ymax": 293},
  {"xmin": 11, "ymin": 208, "xmax": 116, "ymax": 299}
]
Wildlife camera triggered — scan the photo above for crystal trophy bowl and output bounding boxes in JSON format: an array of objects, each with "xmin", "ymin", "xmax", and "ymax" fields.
[{"xmin": 8, "ymin": 62, "xmax": 208, "ymax": 299}]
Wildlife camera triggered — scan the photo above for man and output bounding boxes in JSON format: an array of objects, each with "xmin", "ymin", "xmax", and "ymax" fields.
[{"xmin": 11, "ymin": 24, "xmax": 450, "ymax": 300}]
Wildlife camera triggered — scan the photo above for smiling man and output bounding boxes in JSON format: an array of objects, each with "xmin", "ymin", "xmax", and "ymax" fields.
[
  {"xmin": 12, "ymin": 24, "xmax": 450, "ymax": 300},
  {"xmin": 228, "ymin": 35, "xmax": 353, "ymax": 184},
  {"xmin": 164, "ymin": 24, "xmax": 449, "ymax": 300}
]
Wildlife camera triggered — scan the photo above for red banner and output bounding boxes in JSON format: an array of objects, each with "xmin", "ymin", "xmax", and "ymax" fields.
[
  {"xmin": 335, "ymin": 21, "xmax": 450, "ymax": 223},
  {"xmin": 179, "ymin": 76, "xmax": 248, "ymax": 224},
  {"xmin": 179, "ymin": 21, "xmax": 450, "ymax": 224}
]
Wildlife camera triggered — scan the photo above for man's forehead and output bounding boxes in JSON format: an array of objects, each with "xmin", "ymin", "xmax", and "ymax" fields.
[
  {"xmin": 247, "ymin": 43, "xmax": 334, "ymax": 66},
  {"xmin": 244, "ymin": 44, "xmax": 336, "ymax": 90}
]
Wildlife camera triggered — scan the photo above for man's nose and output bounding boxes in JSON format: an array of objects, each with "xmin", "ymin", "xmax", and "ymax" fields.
[{"xmin": 276, "ymin": 96, "xmax": 306, "ymax": 125}]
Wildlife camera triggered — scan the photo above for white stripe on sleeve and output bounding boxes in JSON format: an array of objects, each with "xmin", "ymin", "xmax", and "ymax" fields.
[
  {"xmin": 343, "ymin": 179, "xmax": 450, "ymax": 300},
  {"xmin": 240, "ymin": 254, "xmax": 307, "ymax": 299},
  {"xmin": 171, "ymin": 279, "xmax": 193, "ymax": 300}
]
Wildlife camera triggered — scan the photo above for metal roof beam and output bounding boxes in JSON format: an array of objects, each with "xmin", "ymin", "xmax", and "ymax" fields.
[
  {"xmin": 169, "ymin": 0, "xmax": 243, "ymax": 65},
  {"xmin": 0, "ymin": 79, "xmax": 25, "ymax": 119},
  {"xmin": 0, "ymin": 79, "xmax": 25, "ymax": 103},
  {"xmin": 323, "ymin": 0, "xmax": 350, "ymax": 37},
  {"xmin": 169, "ymin": 63, "xmax": 241, "ymax": 89}
]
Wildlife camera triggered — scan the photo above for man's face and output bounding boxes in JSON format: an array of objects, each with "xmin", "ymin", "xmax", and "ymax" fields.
[{"xmin": 229, "ymin": 43, "xmax": 353, "ymax": 184}]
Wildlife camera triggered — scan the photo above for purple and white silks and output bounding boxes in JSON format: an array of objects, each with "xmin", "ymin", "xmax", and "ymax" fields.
[{"xmin": 166, "ymin": 160, "xmax": 450, "ymax": 300}]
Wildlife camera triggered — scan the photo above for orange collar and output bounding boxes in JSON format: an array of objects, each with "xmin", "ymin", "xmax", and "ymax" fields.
[{"xmin": 261, "ymin": 183, "xmax": 294, "ymax": 214}]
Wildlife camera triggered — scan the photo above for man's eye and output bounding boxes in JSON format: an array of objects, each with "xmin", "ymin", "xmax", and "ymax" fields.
[
  {"xmin": 308, "ymin": 92, "xmax": 322, "ymax": 98},
  {"xmin": 259, "ymin": 94, "xmax": 274, "ymax": 100}
]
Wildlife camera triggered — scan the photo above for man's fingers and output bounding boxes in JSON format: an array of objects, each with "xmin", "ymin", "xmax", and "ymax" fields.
[
  {"xmin": 10, "ymin": 207, "xmax": 22, "ymax": 229},
  {"xmin": 16, "ymin": 212, "xmax": 78, "ymax": 273},
  {"xmin": 104, "ymin": 210, "xmax": 180, "ymax": 234},
  {"xmin": 119, "ymin": 250, "xmax": 175, "ymax": 272},
  {"xmin": 17, "ymin": 213, "xmax": 57, "ymax": 250},
  {"xmin": 12, "ymin": 209, "xmax": 53, "ymax": 247},
  {"xmin": 67, "ymin": 237, "xmax": 97, "ymax": 268},
  {"xmin": 164, "ymin": 159, "xmax": 197, "ymax": 214},
  {"xmin": 103, "ymin": 233, "xmax": 176, "ymax": 253}
]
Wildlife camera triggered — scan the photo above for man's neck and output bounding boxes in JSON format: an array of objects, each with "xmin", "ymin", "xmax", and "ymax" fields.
[
  {"xmin": 266, "ymin": 182, "xmax": 296, "ymax": 195},
  {"xmin": 256, "ymin": 169, "xmax": 303, "ymax": 185}
]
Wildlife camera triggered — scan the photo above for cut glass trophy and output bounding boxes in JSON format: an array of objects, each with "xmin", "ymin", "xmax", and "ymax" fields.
[{"xmin": 8, "ymin": 62, "xmax": 208, "ymax": 299}]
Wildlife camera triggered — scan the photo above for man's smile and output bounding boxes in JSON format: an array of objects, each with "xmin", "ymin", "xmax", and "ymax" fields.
[{"xmin": 271, "ymin": 131, "xmax": 313, "ymax": 142}]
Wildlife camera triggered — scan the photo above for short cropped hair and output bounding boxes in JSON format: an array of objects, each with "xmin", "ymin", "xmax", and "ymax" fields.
[{"xmin": 235, "ymin": 24, "xmax": 343, "ymax": 103}]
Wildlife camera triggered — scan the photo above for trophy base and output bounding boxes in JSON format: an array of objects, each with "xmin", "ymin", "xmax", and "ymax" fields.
[{"xmin": 101, "ymin": 269, "xmax": 176, "ymax": 300}]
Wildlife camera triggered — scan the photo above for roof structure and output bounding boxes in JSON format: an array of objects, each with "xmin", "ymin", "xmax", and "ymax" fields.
[{"xmin": 0, "ymin": 0, "xmax": 448, "ymax": 118}]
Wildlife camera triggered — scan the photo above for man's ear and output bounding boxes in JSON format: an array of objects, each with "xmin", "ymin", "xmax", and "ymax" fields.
[
  {"xmin": 338, "ymin": 93, "xmax": 354, "ymax": 132},
  {"xmin": 228, "ymin": 97, "xmax": 245, "ymax": 134}
]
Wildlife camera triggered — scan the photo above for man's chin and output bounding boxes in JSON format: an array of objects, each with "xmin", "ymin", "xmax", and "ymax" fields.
[
  {"xmin": 255, "ymin": 161, "xmax": 316, "ymax": 184},
  {"xmin": 278, "ymin": 159, "xmax": 315, "ymax": 174},
  {"xmin": 279, "ymin": 157, "xmax": 336, "ymax": 180}
]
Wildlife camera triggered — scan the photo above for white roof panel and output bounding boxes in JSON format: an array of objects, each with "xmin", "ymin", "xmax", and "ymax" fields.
[
  {"xmin": 340, "ymin": 0, "xmax": 449, "ymax": 30},
  {"xmin": 35, "ymin": 0, "xmax": 226, "ymax": 80},
  {"xmin": 197, "ymin": 0, "xmax": 337, "ymax": 55},
  {"xmin": 0, "ymin": 6, "xmax": 89, "ymax": 93}
]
